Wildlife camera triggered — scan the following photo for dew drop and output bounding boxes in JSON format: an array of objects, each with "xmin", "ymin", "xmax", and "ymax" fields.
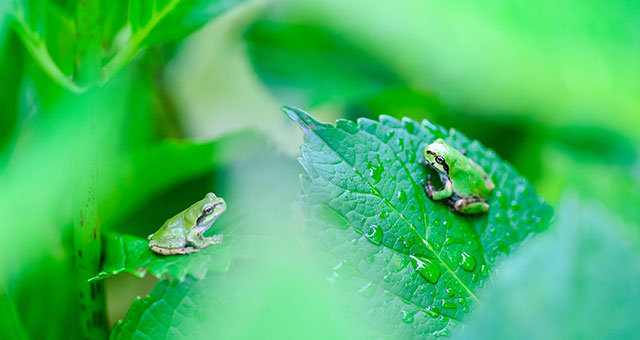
[
  {"xmin": 367, "ymin": 161, "xmax": 383, "ymax": 183},
  {"xmin": 433, "ymin": 329, "xmax": 450, "ymax": 338},
  {"xmin": 441, "ymin": 300, "xmax": 456, "ymax": 309},
  {"xmin": 409, "ymin": 255, "xmax": 441, "ymax": 284},
  {"xmin": 510, "ymin": 200, "xmax": 521, "ymax": 210},
  {"xmin": 397, "ymin": 190, "xmax": 408, "ymax": 203},
  {"xmin": 401, "ymin": 310, "xmax": 414, "ymax": 324},
  {"xmin": 364, "ymin": 225, "xmax": 383, "ymax": 245},
  {"xmin": 445, "ymin": 287, "xmax": 454, "ymax": 297},
  {"xmin": 459, "ymin": 252, "xmax": 477, "ymax": 272},
  {"xmin": 471, "ymin": 271, "xmax": 479, "ymax": 282},
  {"xmin": 358, "ymin": 281, "xmax": 374, "ymax": 298},
  {"xmin": 425, "ymin": 306, "xmax": 441, "ymax": 318},
  {"xmin": 480, "ymin": 264, "xmax": 489, "ymax": 277},
  {"xmin": 365, "ymin": 255, "xmax": 375, "ymax": 263},
  {"xmin": 351, "ymin": 238, "xmax": 359, "ymax": 245},
  {"xmin": 379, "ymin": 211, "xmax": 389, "ymax": 219}
]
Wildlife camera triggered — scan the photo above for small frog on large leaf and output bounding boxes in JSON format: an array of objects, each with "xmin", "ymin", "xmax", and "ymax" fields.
[
  {"xmin": 422, "ymin": 139, "xmax": 495, "ymax": 214},
  {"xmin": 148, "ymin": 193, "xmax": 226, "ymax": 255}
]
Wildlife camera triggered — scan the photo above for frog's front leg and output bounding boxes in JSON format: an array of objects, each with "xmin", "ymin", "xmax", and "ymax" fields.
[
  {"xmin": 421, "ymin": 175, "xmax": 453, "ymax": 200},
  {"xmin": 202, "ymin": 234, "xmax": 223, "ymax": 247},
  {"xmin": 187, "ymin": 229, "xmax": 223, "ymax": 249}
]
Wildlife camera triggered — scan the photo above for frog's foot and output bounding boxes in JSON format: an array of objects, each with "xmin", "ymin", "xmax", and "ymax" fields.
[
  {"xmin": 203, "ymin": 234, "xmax": 223, "ymax": 247},
  {"xmin": 454, "ymin": 198, "xmax": 490, "ymax": 215},
  {"xmin": 149, "ymin": 244, "xmax": 199, "ymax": 256}
]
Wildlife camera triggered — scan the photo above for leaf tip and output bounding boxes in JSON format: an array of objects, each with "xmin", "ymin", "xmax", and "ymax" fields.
[{"xmin": 282, "ymin": 106, "xmax": 321, "ymax": 134}]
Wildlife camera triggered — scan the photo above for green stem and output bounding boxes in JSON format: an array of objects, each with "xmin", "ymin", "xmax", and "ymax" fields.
[{"xmin": 72, "ymin": 0, "xmax": 108, "ymax": 338}]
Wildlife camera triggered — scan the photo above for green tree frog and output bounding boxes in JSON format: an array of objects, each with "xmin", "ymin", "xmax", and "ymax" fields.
[
  {"xmin": 421, "ymin": 139, "xmax": 495, "ymax": 214},
  {"xmin": 148, "ymin": 193, "xmax": 226, "ymax": 255}
]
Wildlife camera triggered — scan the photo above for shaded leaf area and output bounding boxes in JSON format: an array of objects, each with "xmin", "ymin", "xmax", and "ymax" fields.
[
  {"xmin": 456, "ymin": 198, "xmax": 640, "ymax": 340},
  {"xmin": 99, "ymin": 130, "xmax": 264, "ymax": 231},
  {"xmin": 91, "ymin": 233, "xmax": 255, "ymax": 281},
  {"xmin": 287, "ymin": 107, "xmax": 553, "ymax": 339},
  {"xmin": 245, "ymin": 20, "xmax": 400, "ymax": 107}
]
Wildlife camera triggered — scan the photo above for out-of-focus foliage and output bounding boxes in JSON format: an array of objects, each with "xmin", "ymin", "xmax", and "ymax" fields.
[
  {"xmin": 1, "ymin": 0, "xmax": 639, "ymax": 338},
  {"xmin": 456, "ymin": 198, "xmax": 640, "ymax": 340}
]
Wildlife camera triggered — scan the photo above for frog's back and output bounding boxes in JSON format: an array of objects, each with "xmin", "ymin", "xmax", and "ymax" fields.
[
  {"xmin": 148, "ymin": 213, "xmax": 189, "ymax": 240},
  {"xmin": 451, "ymin": 159, "xmax": 494, "ymax": 198}
]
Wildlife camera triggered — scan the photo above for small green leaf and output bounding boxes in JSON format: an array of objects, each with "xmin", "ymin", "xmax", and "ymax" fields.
[
  {"xmin": 109, "ymin": 276, "xmax": 205, "ymax": 340},
  {"xmin": 285, "ymin": 107, "xmax": 553, "ymax": 339},
  {"xmin": 90, "ymin": 232, "xmax": 254, "ymax": 281},
  {"xmin": 456, "ymin": 198, "xmax": 640, "ymax": 340}
]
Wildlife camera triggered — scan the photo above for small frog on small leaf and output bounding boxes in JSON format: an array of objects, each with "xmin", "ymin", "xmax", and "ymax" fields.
[
  {"xmin": 148, "ymin": 193, "xmax": 226, "ymax": 255},
  {"xmin": 421, "ymin": 139, "xmax": 495, "ymax": 214}
]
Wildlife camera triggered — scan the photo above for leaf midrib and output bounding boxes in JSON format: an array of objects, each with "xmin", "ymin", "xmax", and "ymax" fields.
[{"xmin": 313, "ymin": 200, "xmax": 464, "ymax": 323}]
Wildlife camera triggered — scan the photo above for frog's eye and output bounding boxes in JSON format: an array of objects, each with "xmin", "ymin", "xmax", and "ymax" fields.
[
  {"xmin": 203, "ymin": 206, "xmax": 214, "ymax": 215},
  {"xmin": 426, "ymin": 150, "xmax": 435, "ymax": 156},
  {"xmin": 435, "ymin": 155, "xmax": 445, "ymax": 164}
]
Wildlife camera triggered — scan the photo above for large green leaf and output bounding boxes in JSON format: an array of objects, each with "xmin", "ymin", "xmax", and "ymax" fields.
[
  {"xmin": 286, "ymin": 107, "xmax": 553, "ymax": 339},
  {"xmin": 456, "ymin": 198, "xmax": 640, "ymax": 340}
]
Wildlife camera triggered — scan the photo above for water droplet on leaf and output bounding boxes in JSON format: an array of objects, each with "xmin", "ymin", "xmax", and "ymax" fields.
[
  {"xmin": 397, "ymin": 190, "xmax": 407, "ymax": 203},
  {"xmin": 401, "ymin": 310, "xmax": 414, "ymax": 324},
  {"xmin": 459, "ymin": 252, "xmax": 476, "ymax": 272},
  {"xmin": 409, "ymin": 255, "xmax": 441, "ymax": 284},
  {"xmin": 364, "ymin": 225, "xmax": 383, "ymax": 245},
  {"xmin": 425, "ymin": 306, "xmax": 441, "ymax": 318},
  {"xmin": 433, "ymin": 329, "xmax": 450, "ymax": 338},
  {"xmin": 441, "ymin": 300, "xmax": 456, "ymax": 309}
]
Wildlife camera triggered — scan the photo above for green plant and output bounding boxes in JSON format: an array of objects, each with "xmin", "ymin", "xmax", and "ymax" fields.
[{"xmin": 2, "ymin": 0, "xmax": 639, "ymax": 339}]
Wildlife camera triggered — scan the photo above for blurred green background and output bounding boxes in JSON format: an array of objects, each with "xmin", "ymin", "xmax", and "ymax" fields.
[{"xmin": 1, "ymin": 0, "xmax": 639, "ymax": 339}]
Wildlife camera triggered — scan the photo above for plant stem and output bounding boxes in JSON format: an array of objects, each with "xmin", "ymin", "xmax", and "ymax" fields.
[{"xmin": 72, "ymin": 0, "xmax": 108, "ymax": 338}]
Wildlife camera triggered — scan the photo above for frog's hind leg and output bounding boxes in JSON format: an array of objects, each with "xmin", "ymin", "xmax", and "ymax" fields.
[
  {"xmin": 149, "ymin": 237, "xmax": 199, "ymax": 256},
  {"xmin": 149, "ymin": 244, "xmax": 199, "ymax": 256},
  {"xmin": 454, "ymin": 197, "xmax": 490, "ymax": 215}
]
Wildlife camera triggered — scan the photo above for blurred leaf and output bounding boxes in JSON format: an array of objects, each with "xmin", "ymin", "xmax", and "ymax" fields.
[
  {"xmin": 109, "ymin": 248, "xmax": 367, "ymax": 340},
  {"xmin": 91, "ymin": 233, "xmax": 256, "ymax": 281},
  {"xmin": 109, "ymin": 276, "xmax": 203, "ymax": 340},
  {"xmin": 246, "ymin": 20, "xmax": 399, "ymax": 107},
  {"xmin": 100, "ymin": 131, "xmax": 266, "ymax": 231},
  {"xmin": 286, "ymin": 107, "xmax": 553, "ymax": 339},
  {"xmin": 456, "ymin": 197, "xmax": 640, "ymax": 340},
  {"xmin": 142, "ymin": 0, "xmax": 248, "ymax": 46},
  {"xmin": 286, "ymin": 0, "xmax": 640, "ymax": 141},
  {"xmin": 0, "ymin": 28, "xmax": 23, "ymax": 155}
]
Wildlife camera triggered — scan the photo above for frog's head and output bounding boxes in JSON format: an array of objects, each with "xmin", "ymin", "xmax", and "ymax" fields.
[
  {"xmin": 423, "ymin": 138, "xmax": 454, "ymax": 174},
  {"xmin": 195, "ymin": 192, "xmax": 227, "ymax": 228}
]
